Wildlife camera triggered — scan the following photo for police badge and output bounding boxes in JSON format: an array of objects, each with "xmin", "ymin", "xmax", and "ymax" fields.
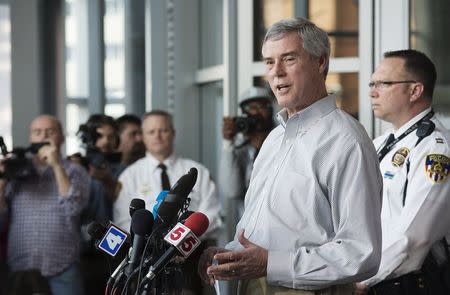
[
  {"xmin": 425, "ymin": 154, "xmax": 450, "ymax": 183},
  {"xmin": 392, "ymin": 147, "xmax": 410, "ymax": 167}
]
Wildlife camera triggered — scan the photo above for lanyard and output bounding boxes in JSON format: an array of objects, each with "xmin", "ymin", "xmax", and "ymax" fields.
[{"xmin": 377, "ymin": 110, "xmax": 434, "ymax": 162}]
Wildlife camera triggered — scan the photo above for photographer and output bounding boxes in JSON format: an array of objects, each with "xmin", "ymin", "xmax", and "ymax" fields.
[
  {"xmin": 0, "ymin": 115, "xmax": 90, "ymax": 295},
  {"xmin": 218, "ymin": 86, "xmax": 275, "ymax": 217},
  {"xmin": 116, "ymin": 114, "xmax": 145, "ymax": 166}
]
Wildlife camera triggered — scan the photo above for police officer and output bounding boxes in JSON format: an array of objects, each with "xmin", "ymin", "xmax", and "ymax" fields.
[
  {"xmin": 355, "ymin": 49, "xmax": 450, "ymax": 294},
  {"xmin": 218, "ymin": 86, "xmax": 274, "ymax": 216}
]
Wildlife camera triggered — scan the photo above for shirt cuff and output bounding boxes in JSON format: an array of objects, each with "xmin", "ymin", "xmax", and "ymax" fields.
[
  {"xmin": 267, "ymin": 250, "xmax": 292, "ymax": 285},
  {"xmin": 58, "ymin": 185, "xmax": 74, "ymax": 202}
]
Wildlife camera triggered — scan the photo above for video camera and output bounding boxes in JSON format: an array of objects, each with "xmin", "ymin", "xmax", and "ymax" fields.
[
  {"xmin": 76, "ymin": 124, "xmax": 120, "ymax": 169},
  {"xmin": 0, "ymin": 136, "xmax": 49, "ymax": 179},
  {"xmin": 233, "ymin": 115, "xmax": 259, "ymax": 133}
]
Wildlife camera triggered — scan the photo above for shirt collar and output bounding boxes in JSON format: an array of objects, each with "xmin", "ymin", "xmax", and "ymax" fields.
[
  {"xmin": 393, "ymin": 107, "xmax": 432, "ymax": 138},
  {"xmin": 145, "ymin": 152, "xmax": 177, "ymax": 171},
  {"xmin": 276, "ymin": 93, "xmax": 337, "ymax": 131}
]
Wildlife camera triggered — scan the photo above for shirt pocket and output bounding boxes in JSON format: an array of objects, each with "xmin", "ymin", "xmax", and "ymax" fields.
[{"xmin": 385, "ymin": 166, "xmax": 407, "ymax": 216}]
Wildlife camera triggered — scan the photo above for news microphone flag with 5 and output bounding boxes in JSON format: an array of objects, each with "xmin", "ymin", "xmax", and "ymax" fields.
[
  {"xmin": 142, "ymin": 212, "xmax": 209, "ymax": 283},
  {"xmin": 164, "ymin": 212, "xmax": 208, "ymax": 257}
]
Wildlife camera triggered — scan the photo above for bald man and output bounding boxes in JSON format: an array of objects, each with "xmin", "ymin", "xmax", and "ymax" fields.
[{"xmin": 0, "ymin": 115, "xmax": 90, "ymax": 295}]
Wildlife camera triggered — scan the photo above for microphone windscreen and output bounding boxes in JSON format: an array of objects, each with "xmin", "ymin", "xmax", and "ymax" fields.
[
  {"xmin": 169, "ymin": 167, "xmax": 198, "ymax": 196},
  {"xmin": 131, "ymin": 209, "xmax": 154, "ymax": 236},
  {"xmin": 129, "ymin": 198, "xmax": 146, "ymax": 217},
  {"xmin": 184, "ymin": 212, "xmax": 209, "ymax": 237}
]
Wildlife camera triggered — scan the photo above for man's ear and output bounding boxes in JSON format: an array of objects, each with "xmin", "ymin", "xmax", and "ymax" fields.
[
  {"xmin": 410, "ymin": 82, "xmax": 424, "ymax": 102},
  {"xmin": 318, "ymin": 55, "xmax": 328, "ymax": 74}
]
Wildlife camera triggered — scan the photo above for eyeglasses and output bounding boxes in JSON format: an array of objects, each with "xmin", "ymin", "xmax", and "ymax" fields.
[{"xmin": 368, "ymin": 80, "xmax": 417, "ymax": 90}]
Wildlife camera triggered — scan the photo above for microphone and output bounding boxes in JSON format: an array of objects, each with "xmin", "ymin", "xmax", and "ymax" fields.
[
  {"xmin": 152, "ymin": 191, "xmax": 169, "ymax": 220},
  {"xmin": 142, "ymin": 212, "xmax": 209, "ymax": 284},
  {"xmin": 126, "ymin": 209, "xmax": 154, "ymax": 276},
  {"xmin": 87, "ymin": 221, "xmax": 130, "ymax": 257},
  {"xmin": 87, "ymin": 221, "xmax": 108, "ymax": 240},
  {"xmin": 178, "ymin": 210, "xmax": 194, "ymax": 223},
  {"xmin": 154, "ymin": 168, "xmax": 198, "ymax": 228},
  {"xmin": 129, "ymin": 198, "xmax": 146, "ymax": 218}
]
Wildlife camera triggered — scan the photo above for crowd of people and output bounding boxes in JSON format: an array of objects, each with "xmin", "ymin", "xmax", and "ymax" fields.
[{"xmin": 0, "ymin": 17, "xmax": 449, "ymax": 295}]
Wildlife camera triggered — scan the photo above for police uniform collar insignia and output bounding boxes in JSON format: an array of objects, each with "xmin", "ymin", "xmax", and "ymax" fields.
[
  {"xmin": 425, "ymin": 154, "xmax": 450, "ymax": 183},
  {"xmin": 392, "ymin": 147, "xmax": 410, "ymax": 167}
]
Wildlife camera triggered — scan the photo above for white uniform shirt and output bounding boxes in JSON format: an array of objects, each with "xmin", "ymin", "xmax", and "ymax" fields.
[
  {"xmin": 113, "ymin": 153, "xmax": 223, "ymax": 239},
  {"xmin": 364, "ymin": 108, "xmax": 450, "ymax": 286},
  {"xmin": 227, "ymin": 94, "xmax": 383, "ymax": 290}
]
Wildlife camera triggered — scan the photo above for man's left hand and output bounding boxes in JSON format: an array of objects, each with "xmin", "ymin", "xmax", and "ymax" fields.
[{"xmin": 207, "ymin": 230, "xmax": 268, "ymax": 281}]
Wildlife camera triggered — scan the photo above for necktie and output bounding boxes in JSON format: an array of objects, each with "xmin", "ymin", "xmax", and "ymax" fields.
[
  {"xmin": 158, "ymin": 163, "xmax": 171, "ymax": 191},
  {"xmin": 378, "ymin": 133, "xmax": 396, "ymax": 162},
  {"xmin": 383, "ymin": 133, "xmax": 396, "ymax": 149}
]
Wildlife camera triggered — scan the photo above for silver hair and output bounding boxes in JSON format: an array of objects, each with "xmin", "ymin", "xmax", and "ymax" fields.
[{"xmin": 263, "ymin": 18, "xmax": 330, "ymax": 76}]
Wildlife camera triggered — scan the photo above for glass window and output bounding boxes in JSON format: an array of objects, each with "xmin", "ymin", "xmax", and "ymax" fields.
[
  {"xmin": 309, "ymin": 0, "xmax": 358, "ymax": 58},
  {"xmin": 327, "ymin": 73, "xmax": 358, "ymax": 119},
  {"xmin": 253, "ymin": 0, "xmax": 359, "ymax": 60},
  {"xmin": 65, "ymin": 0, "xmax": 89, "ymax": 98},
  {"xmin": 104, "ymin": 0, "xmax": 125, "ymax": 100},
  {"xmin": 199, "ymin": 0, "xmax": 223, "ymax": 68},
  {"xmin": 66, "ymin": 103, "xmax": 89, "ymax": 155},
  {"xmin": 410, "ymin": 0, "xmax": 450, "ymax": 127},
  {"xmin": 0, "ymin": 5, "xmax": 11, "ymax": 148},
  {"xmin": 253, "ymin": 0, "xmax": 294, "ymax": 60},
  {"xmin": 199, "ymin": 81, "xmax": 223, "ymax": 180},
  {"xmin": 105, "ymin": 103, "xmax": 126, "ymax": 117}
]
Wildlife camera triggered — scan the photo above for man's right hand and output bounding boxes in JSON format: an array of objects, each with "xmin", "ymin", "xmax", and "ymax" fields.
[
  {"xmin": 198, "ymin": 246, "xmax": 229, "ymax": 285},
  {"xmin": 223, "ymin": 117, "xmax": 237, "ymax": 140}
]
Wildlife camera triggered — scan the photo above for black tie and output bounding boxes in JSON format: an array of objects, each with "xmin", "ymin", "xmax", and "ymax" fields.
[
  {"xmin": 378, "ymin": 133, "xmax": 396, "ymax": 162},
  {"xmin": 158, "ymin": 163, "xmax": 171, "ymax": 191},
  {"xmin": 384, "ymin": 133, "xmax": 396, "ymax": 148}
]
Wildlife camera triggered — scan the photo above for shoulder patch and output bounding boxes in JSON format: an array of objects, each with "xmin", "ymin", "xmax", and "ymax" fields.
[
  {"xmin": 425, "ymin": 154, "xmax": 450, "ymax": 183},
  {"xmin": 392, "ymin": 147, "xmax": 409, "ymax": 167}
]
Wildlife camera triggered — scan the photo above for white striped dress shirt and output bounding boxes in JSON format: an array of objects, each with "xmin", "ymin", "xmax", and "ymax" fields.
[{"xmin": 227, "ymin": 94, "xmax": 383, "ymax": 290}]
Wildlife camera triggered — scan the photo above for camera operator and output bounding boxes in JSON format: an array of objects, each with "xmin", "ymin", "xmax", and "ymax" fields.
[
  {"xmin": 75, "ymin": 114, "xmax": 123, "ymax": 224},
  {"xmin": 218, "ymin": 86, "xmax": 275, "ymax": 217},
  {"xmin": 0, "ymin": 114, "xmax": 90, "ymax": 295},
  {"xmin": 75, "ymin": 114, "xmax": 124, "ymax": 295}
]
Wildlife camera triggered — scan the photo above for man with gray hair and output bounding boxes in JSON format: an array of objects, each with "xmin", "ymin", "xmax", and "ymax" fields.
[{"xmin": 200, "ymin": 17, "xmax": 383, "ymax": 294}]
